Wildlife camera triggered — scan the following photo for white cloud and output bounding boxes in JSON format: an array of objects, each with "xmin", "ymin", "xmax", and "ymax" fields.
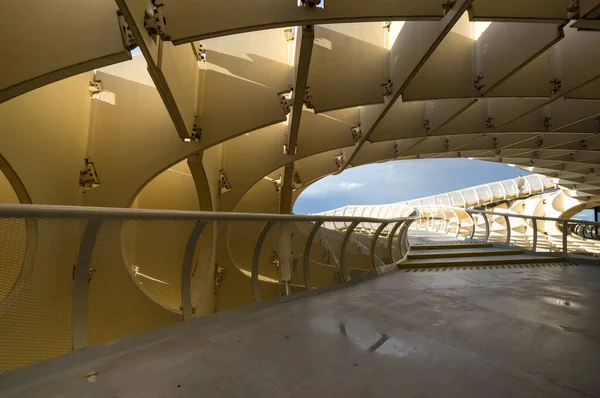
[
  {"xmin": 302, "ymin": 181, "xmax": 364, "ymax": 196},
  {"xmin": 338, "ymin": 182, "xmax": 364, "ymax": 190}
]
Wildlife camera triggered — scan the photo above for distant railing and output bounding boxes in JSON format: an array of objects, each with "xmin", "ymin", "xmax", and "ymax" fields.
[
  {"xmin": 413, "ymin": 205, "xmax": 600, "ymax": 256},
  {"xmin": 0, "ymin": 204, "xmax": 417, "ymax": 373}
]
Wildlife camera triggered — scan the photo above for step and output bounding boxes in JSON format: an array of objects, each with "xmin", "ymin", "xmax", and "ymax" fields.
[
  {"xmin": 408, "ymin": 248, "xmax": 524, "ymax": 260},
  {"xmin": 399, "ymin": 254, "xmax": 565, "ymax": 269},
  {"xmin": 410, "ymin": 242, "xmax": 493, "ymax": 251}
]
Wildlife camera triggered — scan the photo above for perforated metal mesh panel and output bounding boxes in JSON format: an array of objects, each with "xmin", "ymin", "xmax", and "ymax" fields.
[
  {"xmin": 86, "ymin": 220, "xmax": 189, "ymax": 346},
  {"xmin": 0, "ymin": 218, "xmax": 82, "ymax": 373},
  {"xmin": 191, "ymin": 221, "xmax": 216, "ymax": 317}
]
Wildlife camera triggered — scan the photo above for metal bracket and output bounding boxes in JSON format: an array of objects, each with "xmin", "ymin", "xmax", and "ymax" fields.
[
  {"xmin": 117, "ymin": 11, "xmax": 138, "ymax": 50},
  {"xmin": 442, "ymin": 0, "xmax": 457, "ymax": 12},
  {"xmin": 303, "ymin": 87, "xmax": 314, "ymax": 109},
  {"xmin": 351, "ymin": 125, "xmax": 362, "ymax": 143},
  {"xmin": 474, "ymin": 73, "xmax": 485, "ymax": 92},
  {"xmin": 279, "ymin": 89, "xmax": 293, "ymax": 115},
  {"xmin": 393, "ymin": 143, "xmax": 399, "ymax": 157},
  {"xmin": 550, "ymin": 78, "xmax": 562, "ymax": 94},
  {"xmin": 197, "ymin": 44, "xmax": 207, "ymax": 62},
  {"xmin": 272, "ymin": 176, "xmax": 282, "ymax": 193},
  {"xmin": 89, "ymin": 79, "xmax": 116, "ymax": 104},
  {"xmin": 79, "ymin": 157, "xmax": 100, "ymax": 191},
  {"xmin": 219, "ymin": 170, "xmax": 232, "ymax": 196},
  {"xmin": 543, "ymin": 117, "xmax": 552, "ymax": 131},
  {"xmin": 529, "ymin": 159, "xmax": 535, "ymax": 166},
  {"xmin": 88, "ymin": 80, "xmax": 104, "ymax": 97},
  {"xmin": 334, "ymin": 152, "xmax": 345, "ymax": 169},
  {"xmin": 536, "ymin": 138, "xmax": 544, "ymax": 148},
  {"xmin": 444, "ymin": 138, "xmax": 451, "ymax": 151},
  {"xmin": 284, "ymin": 27, "xmax": 295, "ymax": 41},
  {"xmin": 292, "ymin": 170, "xmax": 303, "ymax": 189},
  {"xmin": 381, "ymin": 79, "xmax": 393, "ymax": 97},
  {"xmin": 485, "ymin": 117, "xmax": 495, "ymax": 129},
  {"xmin": 143, "ymin": 4, "xmax": 170, "ymax": 41},
  {"xmin": 269, "ymin": 249, "xmax": 280, "ymax": 265},
  {"xmin": 568, "ymin": 0, "xmax": 580, "ymax": 17},
  {"xmin": 533, "ymin": 151, "xmax": 540, "ymax": 159},
  {"xmin": 299, "ymin": 0, "xmax": 323, "ymax": 8},
  {"xmin": 580, "ymin": 139, "xmax": 588, "ymax": 149},
  {"xmin": 595, "ymin": 116, "xmax": 600, "ymax": 133},
  {"xmin": 423, "ymin": 119, "xmax": 431, "ymax": 135},
  {"xmin": 492, "ymin": 136, "xmax": 499, "ymax": 148},
  {"xmin": 184, "ymin": 125, "xmax": 201, "ymax": 142}
]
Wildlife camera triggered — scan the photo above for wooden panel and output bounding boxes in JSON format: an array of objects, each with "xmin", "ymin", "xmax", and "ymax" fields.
[
  {"xmin": 477, "ymin": 23, "xmax": 563, "ymax": 95},
  {"xmin": 202, "ymin": 29, "xmax": 291, "ymax": 91},
  {"xmin": 452, "ymin": 133, "xmax": 539, "ymax": 152},
  {"xmin": 487, "ymin": 98, "xmax": 547, "ymax": 127},
  {"xmin": 565, "ymin": 77, "xmax": 600, "ymax": 100},
  {"xmin": 219, "ymin": 124, "xmax": 288, "ymax": 211},
  {"xmin": 434, "ymin": 100, "xmax": 487, "ymax": 135},
  {"xmin": 404, "ymin": 135, "xmax": 479, "ymax": 156},
  {"xmin": 296, "ymin": 111, "xmax": 355, "ymax": 157},
  {"xmin": 0, "ymin": 73, "xmax": 93, "ymax": 205},
  {"xmin": 499, "ymin": 100, "xmax": 600, "ymax": 133},
  {"xmin": 485, "ymin": 50, "xmax": 552, "ymax": 98},
  {"xmin": 428, "ymin": 99, "xmax": 478, "ymax": 132},
  {"xmin": 402, "ymin": 15, "xmax": 478, "ymax": 101},
  {"xmin": 1, "ymin": 0, "xmax": 130, "ymax": 103},
  {"xmin": 118, "ymin": 0, "xmax": 200, "ymax": 138},
  {"xmin": 469, "ymin": 0, "xmax": 569, "ymax": 23},
  {"xmin": 370, "ymin": 100, "xmax": 424, "ymax": 142},
  {"xmin": 351, "ymin": 141, "xmax": 396, "ymax": 166},
  {"xmin": 98, "ymin": 55, "xmax": 155, "ymax": 87},
  {"xmin": 197, "ymin": 69, "xmax": 286, "ymax": 148},
  {"xmin": 557, "ymin": 26, "xmax": 600, "ymax": 95},
  {"xmin": 87, "ymin": 72, "xmax": 198, "ymax": 207},
  {"xmin": 159, "ymin": 42, "xmax": 199, "ymax": 135},
  {"xmin": 308, "ymin": 23, "xmax": 387, "ymax": 112},
  {"xmin": 580, "ymin": 0, "xmax": 600, "ymax": 17},
  {"xmin": 162, "ymin": 0, "xmax": 444, "ymax": 43}
]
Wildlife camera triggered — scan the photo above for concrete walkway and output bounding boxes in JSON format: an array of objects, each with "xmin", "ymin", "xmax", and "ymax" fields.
[
  {"xmin": 408, "ymin": 229, "xmax": 465, "ymax": 245},
  {"xmin": 2, "ymin": 264, "xmax": 599, "ymax": 397}
]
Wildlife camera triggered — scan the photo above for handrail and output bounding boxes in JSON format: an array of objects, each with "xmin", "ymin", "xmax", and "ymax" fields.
[
  {"xmin": 412, "ymin": 204, "xmax": 600, "ymax": 256},
  {"xmin": 0, "ymin": 203, "xmax": 412, "ymax": 224},
  {"xmin": 0, "ymin": 202, "xmax": 419, "ymax": 366},
  {"xmin": 464, "ymin": 207, "xmax": 600, "ymax": 226}
]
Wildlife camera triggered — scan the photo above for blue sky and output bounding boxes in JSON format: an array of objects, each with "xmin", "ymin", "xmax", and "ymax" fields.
[{"xmin": 294, "ymin": 159, "xmax": 531, "ymax": 214}]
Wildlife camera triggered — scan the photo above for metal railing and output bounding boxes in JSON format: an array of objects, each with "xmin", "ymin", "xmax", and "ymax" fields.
[
  {"xmin": 413, "ymin": 205, "xmax": 600, "ymax": 256},
  {"xmin": 0, "ymin": 203, "xmax": 417, "ymax": 372}
]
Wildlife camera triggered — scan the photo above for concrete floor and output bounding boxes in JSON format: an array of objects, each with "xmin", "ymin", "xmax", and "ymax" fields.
[
  {"xmin": 408, "ymin": 230, "xmax": 464, "ymax": 245},
  {"xmin": 2, "ymin": 264, "xmax": 600, "ymax": 397}
]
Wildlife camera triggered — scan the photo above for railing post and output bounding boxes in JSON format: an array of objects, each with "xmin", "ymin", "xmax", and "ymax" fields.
[
  {"xmin": 370, "ymin": 222, "xmax": 390, "ymax": 270},
  {"xmin": 181, "ymin": 221, "xmax": 206, "ymax": 321},
  {"xmin": 562, "ymin": 220, "xmax": 568, "ymax": 255},
  {"xmin": 504, "ymin": 215, "xmax": 511, "ymax": 245},
  {"xmin": 532, "ymin": 218, "xmax": 538, "ymax": 252},
  {"xmin": 483, "ymin": 214, "xmax": 490, "ymax": 242},
  {"xmin": 303, "ymin": 221, "xmax": 324, "ymax": 290},
  {"xmin": 252, "ymin": 221, "xmax": 275, "ymax": 302},
  {"xmin": 388, "ymin": 221, "xmax": 403, "ymax": 263},
  {"xmin": 468, "ymin": 211, "xmax": 476, "ymax": 240},
  {"xmin": 73, "ymin": 219, "xmax": 102, "ymax": 350},
  {"xmin": 339, "ymin": 221, "xmax": 360, "ymax": 282},
  {"xmin": 278, "ymin": 221, "xmax": 293, "ymax": 294},
  {"xmin": 397, "ymin": 221, "xmax": 413, "ymax": 260}
]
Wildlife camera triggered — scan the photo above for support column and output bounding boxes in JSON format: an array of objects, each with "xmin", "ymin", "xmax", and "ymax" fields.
[{"xmin": 278, "ymin": 163, "xmax": 295, "ymax": 291}]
